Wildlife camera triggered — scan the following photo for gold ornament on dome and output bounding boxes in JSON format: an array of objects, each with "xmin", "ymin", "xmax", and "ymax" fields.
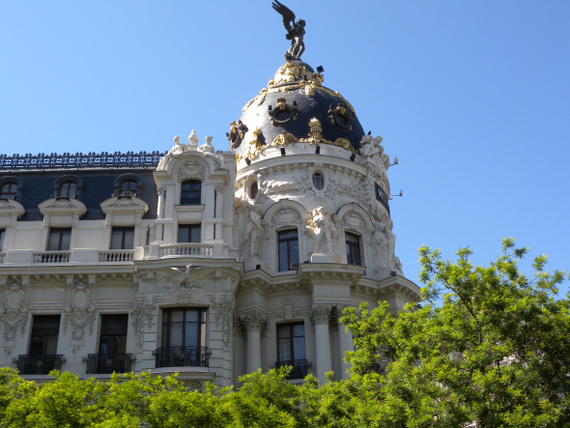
[
  {"xmin": 299, "ymin": 118, "xmax": 331, "ymax": 146},
  {"xmin": 243, "ymin": 128, "xmax": 265, "ymax": 161},
  {"xmin": 272, "ymin": 132, "xmax": 298, "ymax": 148},
  {"xmin": 268, "ymin": 98, "xmax": 299, "ymax": 125}
]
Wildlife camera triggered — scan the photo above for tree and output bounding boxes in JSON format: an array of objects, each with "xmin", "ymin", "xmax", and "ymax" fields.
[{"xmin": 341, "ymin": 238, "xmax": 570, "ymax": 427}]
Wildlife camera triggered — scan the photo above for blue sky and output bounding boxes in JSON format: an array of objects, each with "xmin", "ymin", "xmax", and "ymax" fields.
[{"xmin": 1, "ymin": 1, "xmax": 569, "ymax": 296}]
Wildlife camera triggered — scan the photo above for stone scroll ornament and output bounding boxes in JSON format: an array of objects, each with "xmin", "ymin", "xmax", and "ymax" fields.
[{"xmin": 272, "ymin": 1, "xmax": 306, "ymax": 60}]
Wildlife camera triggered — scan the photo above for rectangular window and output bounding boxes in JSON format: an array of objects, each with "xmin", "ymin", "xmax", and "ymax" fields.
[
  {"xmin": 0, "ymin": 228, "xmax": 5, "ymax": 250},
  {"xmin": 278, "ymin": 229, "xmax": 299, "ymax": 272},
  {"xmin": 178, "ymin": 224, "xmax": 201, "ymax": 243},
  {"xmin": 346, "ymin": 232, "xmax": 362, "ymax": 265},
  {"xmin": 180, "ymin": 180, "xmax": 201, "ymax": 205},
  {"xmin": 29, "ymin": 315, "xmax": 61, "ymax": 356},
  {"xmin": 157, "ymin": 308, "xmax": 208, "ymax": 368},
  {"xmin": 87, "ymin": 314, "xmax": 130, "ymax": 374},
  {"xmin": 47, "ymin": 228, "xmax": 71, "ymax": 251},
  {"xmin": 276, "ymin": 322, "xmax": 307, "ymax": 379},
  {"xmin": 111, "ymin": 227, "xmax": 135, "ymax": 249},
  {"xmin": 98, "ymin": 314, "xmax": 128, "ymax": 355}
]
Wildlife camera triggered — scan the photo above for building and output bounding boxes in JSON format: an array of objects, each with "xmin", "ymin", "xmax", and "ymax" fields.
[{"xmin": 0, "ymin": 6, "xmax": 419, "ymax": 388}]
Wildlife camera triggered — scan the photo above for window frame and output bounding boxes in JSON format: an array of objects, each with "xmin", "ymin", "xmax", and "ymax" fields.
[
  {"xmin": 277, "ymin": 321, "xmax": 306, "ymax": 363},
  {"xmin": 29, "ymin": 315, "xmax": 61, "ymax": 356},
  {"xmin": 0, "ymin": 228, "xmax": 5, "ymax": 250},
  {"xmin": 178, "ymin": 224, "xmax": 201, "ymax": 243},
  {"xmin": 58, "ymin": 181, "xmax": 78, "ymax": 199},
  {"xmin": 346, "ymin": 232, "xmax": 362, "ymax": 266},
  {"xmin": 0, "ymin": 181, "xmax": 19, "ymax": 200},
  {"xmin": 278, "ymin": 229, "xmax": 299, "ymax": 272},
  {"xmin": 180, "ymin": 180, "xmax": 202, "ymax": 205},
  {"xmin": 47, "ymin": 228, "xmax": 72, "ymax": 251},
  {"xmin": 312, "ymin": 172, "xmax": 324, "ymax": 190},
  {"xmin": 110, "ymin": 226, "xmax": 135, "ymax": 249},
  {"xmin": 98, "ymin": 314, "xmax": 128, "ymax": 356},
  {"xmin": 161, "ymin": 308, "xmax": 207, "ymax": 349}
]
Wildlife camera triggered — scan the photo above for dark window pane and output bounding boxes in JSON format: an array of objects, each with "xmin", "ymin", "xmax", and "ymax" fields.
[
  {"xmin": 47, "ymin": 228, "xmax": 71, "ymax": 251},
  {"xmin": 278, "ymin": 229, "xmax": 299, "ymax": 272},
  {"xmin": 29, "ymin": 315, "xmax": 61, "ymax": 356},
  {"xmin": 0, "ymin": 229, "xmax": 5, "ymax": 249},
  {"xmin": 0, "ymin": 182, "xmax": 18, "ymax": 199},
  {"xmin": 111, "ymin": 227, "xmax": 135, "ymax": 249},
  {"xmin": 277, "ymin": 322, "xmax": 305, "ymax": 362},
  {"xmin": 120, "ymin": 180, "xmax": 138, "ymax": 196},
  {"xmin": 178, "ymin": 225, "xmax": 201, "ymax": 243},
  {"xmin": 59, "ymin": 181, "xmax": 77, "ymax": 198},
  {"xmin": 181, "ymin": 180, "xmax": 201, "ymax": 205}
]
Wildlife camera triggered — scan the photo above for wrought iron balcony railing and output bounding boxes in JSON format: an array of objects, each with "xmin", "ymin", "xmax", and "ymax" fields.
[
  {"xmin": 275, "ymin": 359, "xmax": 308, "ymax": 379},
  {"xmin": 86, "ymin": 353, "xmax": 133, "ymax": 374},
  {"xmin": 155, "ymin": 346, "xmax": 209, "ymax": 368},
  {"xmin": 17, "ymin": 354, "xmax": 64, "ymax": 375}
]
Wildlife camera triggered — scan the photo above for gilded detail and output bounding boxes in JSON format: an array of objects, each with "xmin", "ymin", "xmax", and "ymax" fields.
[{"xmin": 299, "ymin": 118, "xmax": 331, "ymax": 146}]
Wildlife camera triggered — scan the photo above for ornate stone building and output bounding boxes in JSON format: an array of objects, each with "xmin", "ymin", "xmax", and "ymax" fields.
[{"xmin": 0, "ymin": 6, "xmax": 419, "ymax": 388}]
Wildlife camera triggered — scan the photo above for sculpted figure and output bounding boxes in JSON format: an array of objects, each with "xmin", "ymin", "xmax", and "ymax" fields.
[
  {"xmin": 361, "ymin": 135, "xmax": 390, "ymax": 171},
  {"xmin": 272, "ymin": 1, "xmax": 306, "ymax": 60},
  {"xmin": 373, "ymin": 222, "xmax": 392, "ymax": 275},
  {"xmin": 243, "ymin": 205, "xmax": 264, "ymax": 259},
  {"xmin": 199, "ymin": 136, "xmax": 215, "ymax": 154},
  {"xmin": 157, "ymin": 136, "xmax": 187, "ymax": 171},
  {"xmin": 307, "ymin": 207, "xmax": 338, "ymax": 254}
]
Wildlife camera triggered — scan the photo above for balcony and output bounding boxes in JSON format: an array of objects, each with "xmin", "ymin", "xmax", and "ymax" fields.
[
  {"xmin": 17, "ymin": 354, "xmax": 64, "ymax": 375},
  {"xmin": 155, "ymin": 346, "xmax": 209, "ymax": 368},
  {"xmin": 159, "ymin": 243, "xmax": 213, "ymax": 258},
  {"xmin": 275, "ymin": 359, "xmax": 308, "ymax": 380},
  {"xmin": 86, "ymin": 353, "xmax": 133, "ymax": 374},
  {"xmin": 32, "ymin": 251, "xmax": 70, "ymax": 264},
  {"xmin": 98, "ymin": 250, "xmax": 134, "ymax": 263}
]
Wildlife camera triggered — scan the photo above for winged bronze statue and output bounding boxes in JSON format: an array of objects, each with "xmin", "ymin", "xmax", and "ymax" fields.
[{"xmin": 272, "ymin": 1, "xmax": 305, "ymax": 60}]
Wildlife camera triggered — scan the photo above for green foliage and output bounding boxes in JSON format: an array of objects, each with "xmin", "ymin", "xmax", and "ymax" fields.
[
  {"xmin": 342, "ymin": 238, "xmax": 570, "ymax": 427},
  {"xmin": 1, "ymin": 239, "xmax": 568, "ymax": 427}
]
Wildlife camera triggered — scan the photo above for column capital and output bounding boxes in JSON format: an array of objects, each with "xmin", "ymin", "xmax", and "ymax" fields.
[
  {"xmin": 240, "ymin": 310, "xmax": 267, "ymax": 333},
  {"xmin": 311, "ymin": 304, "xmax": 332, "ymax": 325}
]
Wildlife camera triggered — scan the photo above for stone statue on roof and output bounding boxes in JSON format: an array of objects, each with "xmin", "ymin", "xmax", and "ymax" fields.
[{"xmin": 272, "ymin": 1, "xmax": 305, "ymax": 60}]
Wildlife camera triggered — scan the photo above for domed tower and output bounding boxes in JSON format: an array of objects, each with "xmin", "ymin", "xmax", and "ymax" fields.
[{"xmin": 231, "ymin": 2, "xmax": 419, "ymax": 384}]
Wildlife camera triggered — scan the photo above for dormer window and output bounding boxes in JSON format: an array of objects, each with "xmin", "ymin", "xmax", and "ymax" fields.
[
  {"xmin": 58, "ymin": 181, "xmax": 77, "ymax": 199},
  {"xmin": 114, "ymin": 174, "xmax": 142, "ymax": 198},
  {"xmin": 0, "ymin": 182, "xmax": 18, "ymax": 200},
  {"xmin": 54, "ymin": 176, "xmax": 82, "ymax": 200},
  {"xmin": 181, "ymin": 180, "xmax": 201, "ymax": 205},
  {"xmin": 119, "ymin": 179, "xmax": 138, "ymax": 197}
]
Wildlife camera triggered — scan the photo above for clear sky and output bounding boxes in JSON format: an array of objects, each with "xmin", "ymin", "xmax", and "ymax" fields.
[{"xmin": 1, "ymin": 1, "xmax": 569, "ymax": 296}]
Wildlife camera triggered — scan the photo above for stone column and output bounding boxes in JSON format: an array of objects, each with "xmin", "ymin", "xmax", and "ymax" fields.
[
  {"xmin": 156, "ymin": 186, "xmax": 166, "ymax": 241},
  {"xmin": 311, "ymin": 305, "xmax": 332, "ymax": 384},
  {"xmin": 214, "ymin": 187, "xmax": 224, "ymax": 241},
  {"xmin": 241, "ymin": 311, "xmax": 266, "ymax": 374}
]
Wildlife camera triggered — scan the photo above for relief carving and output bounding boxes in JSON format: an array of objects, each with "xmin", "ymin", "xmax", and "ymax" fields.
[
  {"xmin": 307, "ymin": 207, "xmax": 338, "ymax": 254},
  {"xmin": 132, "ymin": 297, "xmax": 156, "ymax": 351},
  {"xmin": 63, "ymin": 281, "xmax": 96, "ymax": 352},
  {"xmin": 209, "ymin": 295, "xmax": 235, "ymax": 350},
  {"xmin": 0, "ymin": 281, "xmax": 29, "ymax": 353}
]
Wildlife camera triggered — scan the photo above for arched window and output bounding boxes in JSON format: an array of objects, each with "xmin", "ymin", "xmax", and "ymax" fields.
[
  {"xmin": 312, "ymin": 172, "xmax": 324, "ymax": 190},
  {"xmin": 58, "ymin": 181, "xmax": 77, "ymax": 199},
  {"xmin": 54, "ymin": 176, "xmax": 82, "ymax": 200},
  {"xmin": 181, "ymin": 180, "xmax": 201, "ymax": 205},
  {"xmin": 113, "ymin": 174, "xmax": 142, "ymax": 198},
  {"xmin": 119, "ymin": 179, "xmax": 138, "ymax": 197},
  {"xmin": 0, "ymin": 182, "xmax": 18, "ymax": 200}
]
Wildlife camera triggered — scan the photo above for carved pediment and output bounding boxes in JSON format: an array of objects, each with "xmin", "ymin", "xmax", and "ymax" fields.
[
  {"xmin": 0, "ymin": 199, "xmax": 25, "ymax": 217},
  {"xmin": 100, "ymin": 196, "xmax": 149, "ymax": 215},
  {"xmin": 38, "ymin": 198, "xmax": 87, "ymax": 217}
]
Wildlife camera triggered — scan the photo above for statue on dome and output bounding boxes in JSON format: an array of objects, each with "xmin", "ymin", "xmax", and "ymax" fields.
[{"xmin": 272, "ymin": 1, "xmax": 305, "ymax": 60}]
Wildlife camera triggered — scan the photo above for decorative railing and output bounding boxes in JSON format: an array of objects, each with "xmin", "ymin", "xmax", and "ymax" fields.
[
  {"xmin": 98, "ymin": 250, "xmax": 134, "ymax": 263},
  {"xmin": 155, "ymin": 346, "xmax": 209, "ymax": 368},
  {"xmin": 86, "ymin": 353, "xmax": 133, "ymax": 374},
  {"xmin": 275, "ymin": 359, "xmax": 309, "ymax": 380},
  {"xmin": 17, "ymin": 354, "xmax": 64, "ymax": 375},
  {"xmin": 0, "ymin": 151, "xmax": 166, "ymax": 171},
  {"xmin": 159, "ymin": 243, "xmax": 213, "ymax": 257},
  {"xmin": 33, "ymin": 251, "xmax": 70, "ymax": 264}
]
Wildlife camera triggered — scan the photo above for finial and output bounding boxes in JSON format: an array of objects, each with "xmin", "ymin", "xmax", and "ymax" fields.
[
  {"xmin": 272, "ymin": 1, "xmax": 305, "ymax": 60},
  {"xmin": 188, "ymin": 130, "xmax": 199, "ymax": 146},
  {"xmin": 173, "ymin": 136, "xmax": 180, "ymax": 144}
]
